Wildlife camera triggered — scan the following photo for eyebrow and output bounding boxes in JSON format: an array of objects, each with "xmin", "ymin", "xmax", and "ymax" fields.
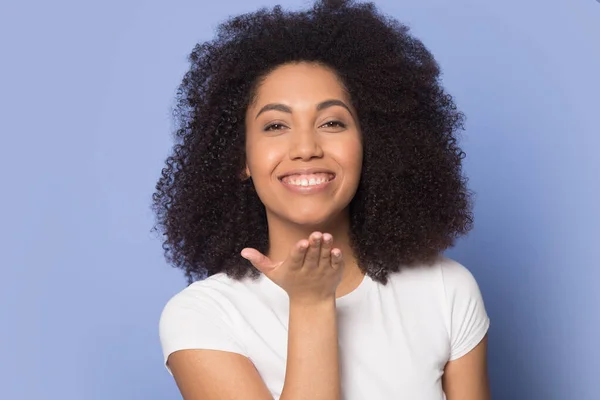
[{"xmin": 254, "ymin": 99, "xmax": 354, "ymax": 119}]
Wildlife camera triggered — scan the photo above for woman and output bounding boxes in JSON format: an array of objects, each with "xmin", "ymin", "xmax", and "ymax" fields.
[{"xmin": 153, "ymin": 0, "xmax": 490, "ymax": 399}]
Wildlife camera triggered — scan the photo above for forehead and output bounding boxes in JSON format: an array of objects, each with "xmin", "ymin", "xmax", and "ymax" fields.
[{"xmin": 251, "ymin": 62, "xmax": 349, "ymax": 105}]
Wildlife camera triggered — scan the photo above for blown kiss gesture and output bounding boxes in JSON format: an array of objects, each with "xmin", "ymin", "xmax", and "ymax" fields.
[{"xmin": 241, "ymin": 231, "xmax": 344, "ymax": 305}]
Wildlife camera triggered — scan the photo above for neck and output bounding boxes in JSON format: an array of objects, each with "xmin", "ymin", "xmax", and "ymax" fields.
[{"xmin": 265, "ymin": 209, "xmax": 365, "ymax": 298}]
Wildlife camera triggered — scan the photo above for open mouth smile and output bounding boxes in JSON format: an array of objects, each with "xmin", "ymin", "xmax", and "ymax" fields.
[{"xmin": 278, "ymin": 169, "xmax": 336, "ymax": 193}]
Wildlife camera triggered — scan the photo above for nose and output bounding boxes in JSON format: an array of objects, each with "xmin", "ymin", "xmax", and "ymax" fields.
[{"xmin": 288, "ymin": 128, "xmax": 324, "ymax": 161}]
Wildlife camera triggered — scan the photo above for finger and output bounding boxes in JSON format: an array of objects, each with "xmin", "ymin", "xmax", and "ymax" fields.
[
  {"xmin": 240, "ymin": 248, "xmax": 273, "ymax": 273},
  {"xmin": 287, "ymin": 239, "xmax": 309, "ymax": 269},
  {"xmin": 330, "ymin": 248, "xmax": 344, "ymax": 270},
  {"xmin": 319, "ymin": 233, "xmax": 333, "ymax": 267},
  {"xmin": 303, "ymin": 231, "xmax": 322, "ymax": 266}
]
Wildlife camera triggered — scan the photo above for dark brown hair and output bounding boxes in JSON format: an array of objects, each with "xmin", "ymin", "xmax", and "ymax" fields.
[{"xmin": 151, "ymin": 0, "xmax": 474, "ymax": 285}]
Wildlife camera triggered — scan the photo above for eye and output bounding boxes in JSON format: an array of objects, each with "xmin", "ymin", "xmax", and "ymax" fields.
[
  {"xmin": 264, "ymin": 123, "xmax": 287, "ymax": 131},
  {"xmin": 320, "ymin": 120, "xmax": 346, "ymax": 129}
]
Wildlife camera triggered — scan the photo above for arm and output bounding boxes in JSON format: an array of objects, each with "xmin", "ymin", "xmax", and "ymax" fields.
[
  {"xmin": 169, "ymin": 349, "xmax": 272, "ymax": 400},
  {"xmin": 166, "ymin": 232, "xmax": 343, "ymax": 400},
  {"xmin": 280, "ymin": 297, "xmax": 340, "ymax": 400},
  {"xmin": 442, "ymin": 334, "xmax": 490, "ymax": 400},
  {"xmin": 167, "ymin": 297, "xmax": 340, "ymax": 400},
  {"xmin": 440, "ymin": 257, "xmax": 491, "ymax": 400}
]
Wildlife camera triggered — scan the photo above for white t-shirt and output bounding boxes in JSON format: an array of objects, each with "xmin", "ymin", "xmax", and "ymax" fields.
[{"xmin": 159, "ymin": 255, "xmax": 490, "ymax": 399}]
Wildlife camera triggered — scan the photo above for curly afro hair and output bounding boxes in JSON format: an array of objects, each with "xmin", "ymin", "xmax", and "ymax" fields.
[{"xmin": 151, "ymin": 0, "xmax": 474, "ymax": 285}]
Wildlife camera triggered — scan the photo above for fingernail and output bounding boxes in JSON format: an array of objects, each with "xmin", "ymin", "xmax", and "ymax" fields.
[{"xmin": 332, "ymin": 249, "xmax": 341, "ymax": 258}]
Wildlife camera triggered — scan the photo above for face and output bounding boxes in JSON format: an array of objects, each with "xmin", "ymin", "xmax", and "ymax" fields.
[{"xmin": 244, "ymin": 62, "xmax": 363, "ymax": 227}]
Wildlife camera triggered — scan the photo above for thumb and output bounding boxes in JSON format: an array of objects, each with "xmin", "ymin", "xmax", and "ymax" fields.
[{"xmin": 241, "ymin": 248, "xmax": 275, "ymax": 274}]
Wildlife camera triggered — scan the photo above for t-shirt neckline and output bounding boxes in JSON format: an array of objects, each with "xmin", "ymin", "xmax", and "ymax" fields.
[{"xmin": 335, "ymin": 272, "xmax": 373, "ymax": 309}]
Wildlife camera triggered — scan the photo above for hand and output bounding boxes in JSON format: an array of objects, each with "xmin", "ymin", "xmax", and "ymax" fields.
[{"xmin": 240, "ymin": 232, "xmax": 344, "ymax": 304}]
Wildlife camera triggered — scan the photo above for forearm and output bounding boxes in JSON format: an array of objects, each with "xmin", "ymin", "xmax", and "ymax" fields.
[{"xmin": 280, "ymin": 297, "xmax": 341, "ymax": 400}]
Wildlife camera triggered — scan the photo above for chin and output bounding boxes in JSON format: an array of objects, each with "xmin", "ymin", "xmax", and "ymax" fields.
[
  {"xmin": 289, "ymin": 217, "xmax": 331, "ymax": 228},
  {"xmin": 284, "ymin": 207, "xmax": 343, "ymax": 228}
]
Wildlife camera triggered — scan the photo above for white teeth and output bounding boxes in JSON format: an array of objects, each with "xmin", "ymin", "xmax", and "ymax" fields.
[
  {"xmin": 285, "ymin": 176, "xmax": 330, "ymax": 186},
  {"xmin": 281, "ymin": 172, "xmax": 334, "ymax": 187}
]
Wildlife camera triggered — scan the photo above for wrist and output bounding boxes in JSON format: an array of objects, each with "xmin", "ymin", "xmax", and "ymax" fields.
[{"xmin": 289, "ymin": 295, "xmax": 337, "ymax": 310}]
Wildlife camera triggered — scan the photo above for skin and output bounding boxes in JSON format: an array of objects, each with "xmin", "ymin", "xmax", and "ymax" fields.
[
  {"xmin": 167, "ymin": 62, "xmax": 490, "ymax": 400},
  {"xmin": 243, "ymin": 62, "xmax": 365, "ymax": 298},
  {"xmin": 443, "ymin": 335, "xmax": 490, "ymax": 399}
]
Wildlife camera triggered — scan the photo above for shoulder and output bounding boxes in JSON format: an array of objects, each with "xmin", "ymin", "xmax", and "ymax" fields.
[
  {"xmin": 385, "ymin": 254, "xmax": 481, "ymax": 296},
  {"xmin": 398, "ymin": 254, "xmax": 486, "ymax": 311},
  {"xmin": 158, "ymin": 273, "xmax": 261, "ymax": 370},
  {"xmin": 159, "ymin": 273, "xmax": 260, "ymax": 326},
  {"xmin": 432, "ymin": 256, "xmax": 490, "ymax": 360},
  {"xmin": 384, "ymin": 255, "xmax": 489, "ymax": 359},
  {"xmin": 163, "ymin": 273, "xmax": 236, "ymax": 301},
  {"xmin": 159, "ymin": 274, "xmax": 234, "ymax": 341},
  {"xmin": 431, "ymin": 256, "xmax": 487, "ymax": 314},
  {"xmin": 161, "ymin": 275, "xmax": 225, "ymax": 317}
]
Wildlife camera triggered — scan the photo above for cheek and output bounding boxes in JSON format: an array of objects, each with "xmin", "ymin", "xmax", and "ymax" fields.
[
  {"xmin": 332, "ymin": 138, "xmax": 363, "ymax": 176},
  {"xmin": 246, "ymin": 140, "xmax": 284, "ymax": 176}
]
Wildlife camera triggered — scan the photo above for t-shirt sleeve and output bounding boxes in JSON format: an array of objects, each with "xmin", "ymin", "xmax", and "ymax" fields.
[
  {"xmin": 440, "ymin": 257, "xmax": 490, "ymax": 361},
  {"xmin": 158, "ymin": 286, "xmax": 249, "ymax": 374}
]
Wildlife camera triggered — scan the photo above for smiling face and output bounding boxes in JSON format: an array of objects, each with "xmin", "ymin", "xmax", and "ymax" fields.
[{"xmin": 244, "ymin": 62, "xmax": 363, "ymax": 228}]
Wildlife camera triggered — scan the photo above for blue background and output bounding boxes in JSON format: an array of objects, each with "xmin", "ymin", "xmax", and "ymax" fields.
[{"xmin": 1, "ymin": 0, "xmax": 598, "ymax": 398}]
